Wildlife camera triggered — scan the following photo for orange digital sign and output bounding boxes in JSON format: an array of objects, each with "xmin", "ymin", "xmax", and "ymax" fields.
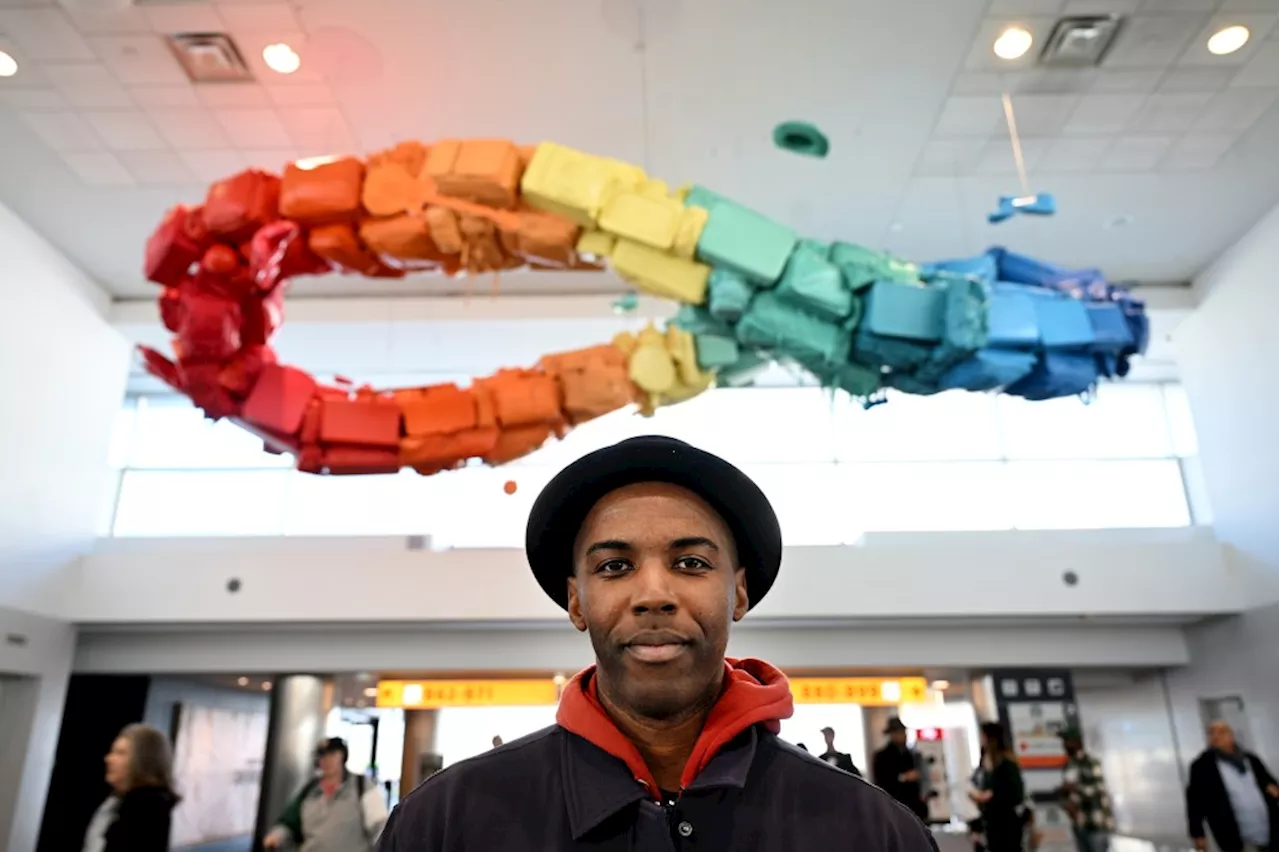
[
  {"xmin": 789, "ymin": 677, "xmax": 929, "ymax": 706},
  {"xmin": 375, "ymin": 679, "xmax": 559, "ymax": 709}
]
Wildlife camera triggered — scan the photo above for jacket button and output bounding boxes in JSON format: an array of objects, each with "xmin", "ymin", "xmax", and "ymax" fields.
[{"xmin": 678, "ymin": 821, "xmax": 694, "ymax": 838}]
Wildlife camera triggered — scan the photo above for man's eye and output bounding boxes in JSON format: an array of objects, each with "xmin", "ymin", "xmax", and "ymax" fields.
[
  {"xmin": 595, "ymin": 559, "xmax": 631, "ymax": 575},
  {"xmin": 675, "ymin": 556, "xmax": 712, "ymax": 571}
]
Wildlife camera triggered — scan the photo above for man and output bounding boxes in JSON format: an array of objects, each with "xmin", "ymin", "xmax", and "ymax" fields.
[
  {"xmin": 491, "ymin": 735, "xmax": 504, "ymax": 749},
  {"xmin": 1058, "ymin": 727, "xmax": 1115, "ymax": 852},
  {"xmin": 265, "ymin": 737, "xmax": 388, "ymax": 851},
  {"xmin": 1187, "ymin": 720, "xmax": 1279, "ymax": 852},
  {"xmin": 874, "ymin": 717, "xmax": 929, "ymax": 822},
  {"xmin": 820, "ymin": 725, "xmax": 864, "ymax": 777},
  {"xmin": 379, "ymin": 436, "xmax": 938, "ymax": 850}
]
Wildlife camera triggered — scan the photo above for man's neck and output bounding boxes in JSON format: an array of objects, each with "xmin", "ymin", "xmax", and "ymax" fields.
[
  {"xmin": 321, "ymin": 771, "xmax": 344, "ymax": 787},
  {"xmin": 595, "ymin": 679, "xmax": 720, "ymax": 792}
]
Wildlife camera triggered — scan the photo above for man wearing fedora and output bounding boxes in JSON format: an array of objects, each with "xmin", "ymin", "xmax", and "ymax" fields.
[
  {"xmin": 378, "ymin": 436, "xmax": 938, "ymax": 850},
  {"xmin": 874, "ymin": 717, "xmax": 929, "ymax": 822}
]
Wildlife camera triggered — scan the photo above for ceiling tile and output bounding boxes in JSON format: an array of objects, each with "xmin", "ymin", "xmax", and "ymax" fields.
[
  {"xmin": 43, "ymin": 63, "xmax": 134, "ymax": 107},
  {"xmin": 1017, "ymin": 68, "xmax": 1098, "ymax": 94},
  {"xmin": 142, "ymin": 4, "xmax": 225, "ymax": 34},
  {"xmin": 19, "ymin": 110, "xmax": 102, "ymax": 151},
  {"xmin": 87, "ymin": 35, "xmax": 188, "ymax": 86},
  {"xmin": 1220, "ymin": 0, "xmax": 1279, "ymax": 9},
  {"xmin": 933, "ymin": 95, "xmax": 1005, "ymax": 137},
  {"xmin": 128, "ymin": 85, "xmax": 200, "ymax": 108},
  {"xmin": 1229, "ymin": 37, "xmax": 1278, "ymax": 87},
  {"xmin": 1127, "ymin": 92, "xmax": 1214, "ymax": 132},
  {"xmin": 214, "ymin": 106, "xmax": 292, "ymax": 147},
  {"xmin": 1006, "ymin": 94, "xmax": 1080, "ymax": 134},
  {"xmin": 63, "ymin": 5, "xmax": 150, "ymax": 35},
  {"xmin": 1091, "ymin": 69, "xmax": 1163, "ymax": 93},
  {"xmin": 974, "ymin": 137, "xmax": 1050, "ymax": 175},
  {"xmin": 117, "ymin": 149, "xmax": 197, "ymax": 184},
  {"xmin": 913, "ymin": 139, "xmax": 986, "ymax": 177},
  {"xmin": 147, "ymin": 106, "xmax": 231, "ymax": 149},
  {"xmin": 1160, "ymin": 134, "xmax": 1238, "ymax": 169},
  {"xmin": 231, "ymin": 29, "xmax": 326, "ymax": 85},
  {"xmin": 178, "ymin": 149, "xmax": 246, "ymax": 182},
  {"xmin": 1062, "ymin": 0, "xmax": 1138, "ymax": 14},
  {"xmin": 1099, "ymin": 135, "xmax": 1175, "ymax": 170},
  {"xmin": 1193, "ymin": 88, "xmax": 1278, "ymax": 131},
  {"xmin": 0, "ymin": 0, "xmax": 54, "ymax": 6},
  {"xmin": 1064, "ymin": 93, "xmax": 1148, "ymax": 133},
  {"xmin": 0, "ymin": 87, "xmax": 63, "ymax": 108},
  {"xmin": 1138, "ymin": 0, "xmax": 1215, "ymax": 10},
  {"xmin": 0, "ymin": 33, "xmax": 50, "ymax": 86},
  {"xmin": 277, "ymin": 105, "xmax": 355, "ymax": 150},
  {"xmin": 265, "ymin": 83, "xmax": 332, "ymax": 106},
  {"xmin": 1103, "ymin": 15, "xmax": 1205, "ymax": 68},
  {"xmin": 240, "ymin": 148, "xmax": 297, "ymax": 171},
  {"xmin": 197, "ymin": 83, "xmax": 270, "ymax": 108},
  {"xmin": 1158, "ymin": 67, "xmax": 1234, "ymax": 93},
  {"xmin": 62, "ymin": 151, "xmax": 134, "ymax": 185},
  {"xmin": 82, "ymin": 110, "xmax": 167, "ymax": 151},
  {"xmin": 986, "ymin": 0, "xmax": 1064, "ymax": 12},
  {"xmin": 1177, "ymin": 13, "xmax": 1279, "ymax": 67},
  {"xmin": 1039, "ymin": 137, "xmax": 1112, "ymax": 172},
  {"xmin": 217, "ymin": 4, "xmax": 299, "ymax": 31},
  {"xmin": 0, "ymin": 9, "xmax": 93, "ymax": 61}
]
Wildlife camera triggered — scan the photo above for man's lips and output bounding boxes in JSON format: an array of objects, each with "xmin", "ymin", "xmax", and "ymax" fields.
[{"xmin": 622, "ymin": 631, "xmax": 692, "ymax": 664}]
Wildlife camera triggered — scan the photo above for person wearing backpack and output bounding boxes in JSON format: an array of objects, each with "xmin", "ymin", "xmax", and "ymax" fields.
[{"xmin": 263, "ymin": 737, "xmax": 388, "ymax": 851}]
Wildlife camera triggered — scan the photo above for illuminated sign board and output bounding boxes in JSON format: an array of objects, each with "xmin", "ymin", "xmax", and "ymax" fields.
[
  {"xmin": 376, "ymin": 679, "xmax": 559, "ymax": 709},
  {"xmin": 789, "ymin": 677, "xmax": 929, "ymax": 706}
]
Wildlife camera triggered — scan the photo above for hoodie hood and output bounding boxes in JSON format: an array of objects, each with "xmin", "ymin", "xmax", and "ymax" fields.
[{"xmin": 556, "ymin": 657, "xmax": 794, "ymax": 797}]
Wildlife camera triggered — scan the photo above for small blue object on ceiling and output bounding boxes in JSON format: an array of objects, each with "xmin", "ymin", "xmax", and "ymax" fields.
[
  {"xmin": 772, "ymin": 121, "xmax": 830, "ymax": 158},
  {"xmin": 988, "ymin": 192, "xmax": 1056, "ymax": 224}
]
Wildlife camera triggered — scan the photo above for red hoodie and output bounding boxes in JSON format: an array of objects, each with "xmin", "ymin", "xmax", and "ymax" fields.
[{"xmin": 555, "ymin": 657, "xmax": 794, "ymax": 798}]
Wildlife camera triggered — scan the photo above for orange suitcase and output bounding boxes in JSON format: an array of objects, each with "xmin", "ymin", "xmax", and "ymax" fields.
[
  {"xmin": 280, "ymin": 157, "xmax": 365, "ymax": 224},
  {"xmin": 425, "ymin": 139, "xmax": 523, "ymax": 209},
  {"xmin": 308, "ymin": 223, "xmax": 404, "ymax": 278}
]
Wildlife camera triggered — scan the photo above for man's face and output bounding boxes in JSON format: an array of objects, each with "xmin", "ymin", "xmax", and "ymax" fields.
[
  {"xmin": 1209, "ymin": 721, "xmax": 1236, "ymax": 752},
  {"xmin": 318, "ymin": 750, "xmax": 345, "ymax": 776},
  {"xmin": 822, "ymin": 729, "xmax": 835, "ymax": 749},
  {"xmin": 890, "ymin": 731, "xmax": 908, "ymax": 747},
  {"xmin": 1063, "ymin": 737, "xmax": 1083, "ymax": 756},
  {"xmin": 567, "ymin": 482, "xmax": 748, "ymax": 720}
]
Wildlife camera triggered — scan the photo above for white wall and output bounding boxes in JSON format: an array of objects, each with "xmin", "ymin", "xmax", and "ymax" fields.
[
  {"xmin": 0, "ymin": 201, "xmax": 132, "ymax": 613},
  {"xmin": 55, "ymin": 528, "xmax": 1256, "ymax": 624},
  {"xmin": 0, "ymin": 606, "xmax": 76, "ymax": 852}
]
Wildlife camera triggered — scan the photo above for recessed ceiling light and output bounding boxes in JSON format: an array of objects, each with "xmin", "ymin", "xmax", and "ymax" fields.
[
  {"xmin": 263, "ymin": 42, "xmax": 300, "ymax": 74},
  {"xmin": 237, "ymin": 676, "xmax": 249, "ymax": 686},
  {"xmin": 994, "ymin": 26, "xmax": 1034, "ymax": 60},
  {"xmin": 363, "ymin": 687, "xmax": 378, "ymax": 698},
  {"xmin": 1207, "ymin": 25, "xmax": 1250, "ymax": 56},
  {"xmin": 0, "ymin": 51, "xmax": 17, "ymax": 78},
  {"xmin": 261, "ymin": 681, "xmax": 273, "ymax": 691},
  {"xmin": 930, "ymin": 679, "xmax": 952, "ymax": 690}
]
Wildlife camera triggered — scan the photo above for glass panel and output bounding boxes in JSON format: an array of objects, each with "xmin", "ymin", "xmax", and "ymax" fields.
[
  {"xmin": 419, "ymin": 465, "xmax": 557, "ymax": 549},
  {"xmin": 839, "ymin": 462, "xmax": 1014, "ymax": 532},
  {"xmin": 738, "ymin": 463, "xmax": 848, "ymax": 545},
  {"xmin": 96, "ymin": 469, "xmax": 122, "ymax": 537},
  {"xmin": 283, "ymin": 470, "xmax": 424, "ymax": 536},
  {"xmin": 1006, "ymin": 459, "xmax": 1190, "ymax": 529},
  {"xmin": 998, "ymin": 384, "xmax": 1174, "ymax": 460},
  {"xmin": 106, "ymin": 399, "xmax": 136, "ymax": 470},
  {"xmin": 1162, "ymin": 384, "xmax": 1199, "ymax": 457},
  {"xmin": 833, "ymin": 391, "xmax": 1004, "ymax": 462},
  {"xmin": 128, "ymin": 397, "xmax": 290, "ymax": 470},
  {"xmin": 1178, "ymin": 456, "xmax": 1214, "ymax": 526},
  {"xmin": 113, "ymin": 470, "xmax": 289, "ymax": 536}
]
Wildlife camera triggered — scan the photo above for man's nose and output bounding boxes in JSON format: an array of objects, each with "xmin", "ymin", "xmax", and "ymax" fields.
[{"xmin": 630, "ymin": 557, "xmax": 678, "ymax": 615}]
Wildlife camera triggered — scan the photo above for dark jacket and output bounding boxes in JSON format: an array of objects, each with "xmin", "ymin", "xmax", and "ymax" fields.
[
  {"xmin": 874, "ymin": 744, "xmax": 925, "ymax": 813},
  {"xmin": 379, "ymin": 724, "xmax": 939, "ymax": 850},
  {"xmin": 977, "ymin": 759, "xmax": 1025, "ymax": 852},
  {"xmin": 104, "ymin": 786, "xmax": 177, "ymax": 852},
  {"xmin": 1187, "ymin": 749, "xmax": 1279, "ymax": 852},
  {"xmin": 820, "ymin": 748, "xmax": 864, "ymax": 778}
]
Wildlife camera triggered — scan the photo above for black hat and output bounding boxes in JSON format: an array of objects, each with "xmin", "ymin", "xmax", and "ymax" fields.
[
  {"xmin": 525, "ymin": 436, "xmax": 782, "ymax": 611},
  {"xmin": 884, "ymin": 717, "xmax": 908, "ymax": 734}
]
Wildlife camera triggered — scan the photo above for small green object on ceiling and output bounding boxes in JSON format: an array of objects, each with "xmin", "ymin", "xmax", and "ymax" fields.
[
  {"xmin": 773, "ymin": 121, "xmax": 830, "ymax": 158},
  {"xmin": 612, "ymin": 292, "xmax": 639, "ymax": 314}
]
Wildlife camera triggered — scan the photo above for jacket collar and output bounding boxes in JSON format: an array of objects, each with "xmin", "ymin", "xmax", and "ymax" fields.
[{"xmin": 560, "ymin": 725, "xmax": 759, "ymax": 841}]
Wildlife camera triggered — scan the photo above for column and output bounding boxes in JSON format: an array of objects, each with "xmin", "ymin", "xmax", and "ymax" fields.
[
  {"xmin": 254, "ymin": 675, "xmax": 329, "ymax": 846},
  {"xmin": 400, "ymin": 709, "xmax": 439, "ymax": 798}
]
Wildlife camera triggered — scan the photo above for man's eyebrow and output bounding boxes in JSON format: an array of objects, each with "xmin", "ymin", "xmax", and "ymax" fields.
[
  {"xmin": 669, "ymin": 536, "xmax": 719, "ymax": 552},
  {"xmin": 584, "ymin": 539, "xmax": 632, "ymax": 556}
]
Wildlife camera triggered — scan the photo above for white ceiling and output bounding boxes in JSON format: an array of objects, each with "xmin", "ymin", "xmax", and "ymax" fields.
[{"xmin": 0, "ymin": 0, "xmax": 1275, "ymax": 300}]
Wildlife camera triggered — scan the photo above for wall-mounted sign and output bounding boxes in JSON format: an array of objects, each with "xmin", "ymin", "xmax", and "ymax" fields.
[
  {"xmin": 789, "ymin": 677, "xmax": 928, "ymax": 706},
  {"xmin": 376, "ymin": 679, "xmax": 558, "ymax": 709}
]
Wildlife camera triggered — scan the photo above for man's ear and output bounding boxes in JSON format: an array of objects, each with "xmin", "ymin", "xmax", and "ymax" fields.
[
  {"xmin": 732, "ymin": 568, "xmax": 749, "ymax": 622},
  {"xmin": 567, "ymin": 575, "xmax": 587, "ymax": 632}
]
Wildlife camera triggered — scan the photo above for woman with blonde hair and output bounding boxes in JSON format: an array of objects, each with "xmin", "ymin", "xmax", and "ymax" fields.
[{"xmin": 81, "ymin": 723, "xmax": 180, "ymax": 852}]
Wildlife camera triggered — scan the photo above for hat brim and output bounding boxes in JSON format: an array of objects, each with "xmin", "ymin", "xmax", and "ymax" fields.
[{"xmin": 524, "ymin": 436, "xmax": 782, "ymax": 611}]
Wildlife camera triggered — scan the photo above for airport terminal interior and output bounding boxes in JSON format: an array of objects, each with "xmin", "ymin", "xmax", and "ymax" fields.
[{"xmin": 0, "ymin": 0, "xmax": 1276, "ymax": 850}]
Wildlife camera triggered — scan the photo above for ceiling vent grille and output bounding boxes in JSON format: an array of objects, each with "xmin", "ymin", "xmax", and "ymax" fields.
[
  {"xmin": 165, "ymin": 32, "xmax": 254, "ymax": 83},
  {"xmin": 1040, "ymin": 15, "xmax": 1123, "ymax": 67}
]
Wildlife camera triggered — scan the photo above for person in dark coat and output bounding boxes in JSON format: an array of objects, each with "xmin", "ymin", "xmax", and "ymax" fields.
[
  {"xmin": 379, "ymin": 436, "xmax": 939, "ymax": 851},
  {"xmin": 81, "ymin": 723, "xmax": 179, "ymax": 852},
  {"xmin": 820, "ymin": 725, "xmax": 864, "ymax": 777},
  {"xmin": 875, "ymin": 717, "xmax": 929, "ymax": 821},
  {"xmin": 1187, "ymin": 720, "xmax": 1279, "ymax": 852},
  {"xmin": 970, "ymin": 722, "xmax": 1027, "ymax": 852}
]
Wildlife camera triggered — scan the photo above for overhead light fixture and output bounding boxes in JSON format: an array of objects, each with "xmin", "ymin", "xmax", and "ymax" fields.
[
  {"xmin": 237, "ymin": 676, "xmax": 249, "ymax": 687},
  {"xmin": 263, "ymin": 42, "xmax": 300, "ymax": 74},
  {"xmin": 1207, "ymin": 25, "xmax": 1250, "ymax": 56},
  {"xmin": 294, "ymin": 154, "xmax": 343, "ymax": 171},
  {"xmin": 994, "ymin": 26, "xmax": 1034, "ymax": 60},
  {"xmin": 930, "ymin": 679, "xmax": 952, "ymax": 691},
  {"xmin": 261, "ymin": 681, "xmax": 273, "ymax": 691},
  {"xmin": 363, "ymin": 687, "xmax": 378, "ymax": 698},
  {"xmin": 1040, "ymin": 16, "xmax": 1122, "ymax": 67},
  {"xmin": 0, "ymin": 51, "xmax": 17, "ymax": 78}
]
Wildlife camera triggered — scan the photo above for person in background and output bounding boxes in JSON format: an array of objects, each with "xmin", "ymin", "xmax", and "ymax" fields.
[
  {"xmin": 819, "ymin": 726, "xmax": 863, "ymax": 777},
  {"xmin": 971, "ymin": 721, "xmax": 1026, "ymax": 852},
  {"xmin": 1187, "ymin": 720, "xmax": 1279, "ymax": 852},
  {"xmin": 797, "ymin": 743, "xmax": 809, "ymax": 753},
  {"xmin": 82, "ymin": 723, "xmax": 179, "ymax": 852},
  {"xmin": 875, "ymin": 717, "xmax": 928, "ymax": 820},
  {"xmin": 264, "ymin": 737, "xmax": 389, "ymax": 851},
  {"xmin": 491, "ymin": 735, "xmax": 504, "ymax": 749},
  {"xmin": 1058, "ymin": 727, "xmax": 1115, "ymax": 852}
]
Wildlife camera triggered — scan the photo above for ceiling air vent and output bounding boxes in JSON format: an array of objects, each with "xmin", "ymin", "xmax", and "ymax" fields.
[
  {"xmin": 165, "ymin": 32, "xmax": 254, "ymax": 83},
  {"xmin": 1040, "ymin": 15, "xmax": 1123, "ymax": 67}
]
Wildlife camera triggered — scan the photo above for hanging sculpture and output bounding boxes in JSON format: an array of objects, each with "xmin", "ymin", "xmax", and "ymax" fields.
[{"xmin": 139, "ymin": 138, "xmax": 1148, "ymax": 476}]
